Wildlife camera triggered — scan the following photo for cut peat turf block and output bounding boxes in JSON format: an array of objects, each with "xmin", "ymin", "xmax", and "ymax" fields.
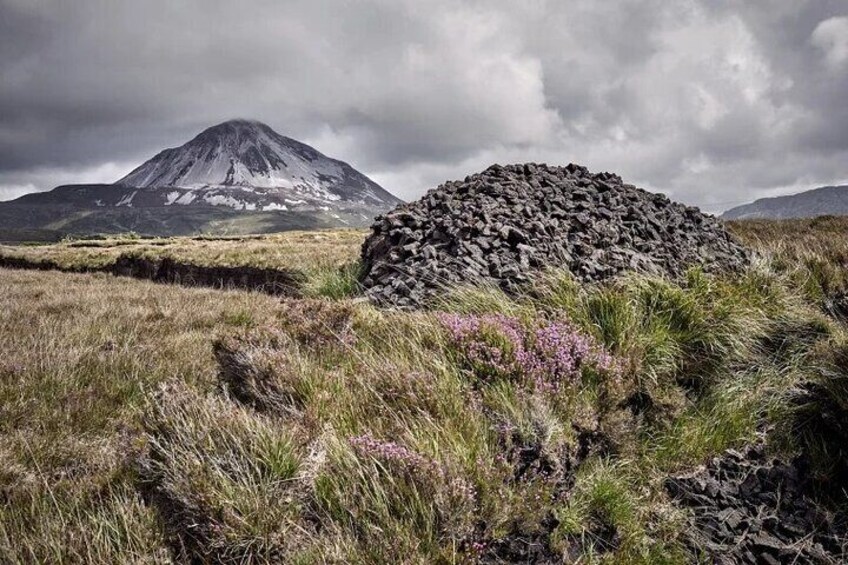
[{"xmin": 666, "ymin": 443, "xmax": 848, "ymax": 564}]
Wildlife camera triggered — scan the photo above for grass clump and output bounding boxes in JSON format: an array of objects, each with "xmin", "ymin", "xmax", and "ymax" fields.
[
  {"xmin": 777, "ymin": 337, "xmax": 848, "ymax": 494},
  {"xmin": 304, "ymin": 261, "xmax": 363, "ymax": 299},
  {"xmin": 313, "ymin": 433, "xmax": 479, "ymax": 562},
  {"xmin": 138, "ymin": 383, "xmax": 314, "ymax": 563},
  {"xmin": 552, "ymin": 460, "xmax": 685, "ymax": 562},
  {"xmin": 214, "ymin": 329, "xmax": 308, "ymax": 415},
  {"xmin": 0, "ymin": 480, "xmax": 169, "ymax": 565}
]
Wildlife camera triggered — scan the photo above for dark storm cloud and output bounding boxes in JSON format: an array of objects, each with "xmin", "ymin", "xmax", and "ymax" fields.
[{"xmin": 0, "ymin": 0, "xmax": 846, "ymax": 210}]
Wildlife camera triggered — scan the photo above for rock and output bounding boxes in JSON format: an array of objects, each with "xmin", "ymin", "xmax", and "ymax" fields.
[
  {"xmin": 758, "ymin": 552, "xmax": 781, "ymax": 565},
  {"xmin": 360, "ymin": 163, "xmax": 750, "ymax": 308}
]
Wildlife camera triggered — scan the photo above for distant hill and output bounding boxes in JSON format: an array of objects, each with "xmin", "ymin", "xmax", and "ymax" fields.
[
  {"xmin": 0, "ymin": 119, "xmax": 402, "ymax": 240},
  {"xmin": 722, "ymin": 185, "xmax": 848, "ymax": 220}
]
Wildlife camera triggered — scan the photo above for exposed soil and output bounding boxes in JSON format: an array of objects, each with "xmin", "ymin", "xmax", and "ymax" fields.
[{"xmin": 0, "ymin": 253, "xmax": 304, "ymax": 296}]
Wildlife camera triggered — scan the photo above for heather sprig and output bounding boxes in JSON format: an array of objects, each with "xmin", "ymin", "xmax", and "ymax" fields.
[
  {"xmin": 349, "ymin": 434, "xmax": 441, "ymax": 476},
  {"xmin": 438, "ymin": 312, "xmax": 527, "ymax": 380},
  {"xmin": 439, "ymin": 312, "xmax": 618, "ymax": 393},
  {"xmin": 524, "ymin": 320, "xmax": 619, "ymax": 393}
]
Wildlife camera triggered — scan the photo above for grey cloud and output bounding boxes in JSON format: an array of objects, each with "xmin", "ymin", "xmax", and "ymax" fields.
[{"xmin": 0, "ymin": 0, "xmax": 846, "ymax": 209}]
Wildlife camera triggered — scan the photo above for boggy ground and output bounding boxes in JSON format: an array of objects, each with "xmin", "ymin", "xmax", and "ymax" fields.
[
  {"xmin": 0, "ymin": 229, "xmax": 364, "ymax": 271},
  {"xmin": 0, "ymin": 229, "xmax": 364, "ymax": 298},
  {"xmin": 1, "ymin": 219, "xmax": 848, "ymax": 563}
]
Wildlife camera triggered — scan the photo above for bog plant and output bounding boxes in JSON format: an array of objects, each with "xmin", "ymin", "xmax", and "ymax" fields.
[{"xmin": 438, "ymin": 312, "xmax": 619, "ymax": 394}]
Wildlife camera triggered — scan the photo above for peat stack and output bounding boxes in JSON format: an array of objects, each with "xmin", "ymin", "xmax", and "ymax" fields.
[{"xmin": 361, "ymin": 163, "xmax": 749, "ymax": 307}]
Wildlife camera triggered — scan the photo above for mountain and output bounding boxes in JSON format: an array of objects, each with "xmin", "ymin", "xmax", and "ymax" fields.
[
  {"xmin": 0, "ymin": 119, "xmax": 402, "ymax": 241},
  {"xmin": 722, "ymin": 185, "xmax": 848, "ymax": 220},
  {"xmin": 113, "ymin": 119, "xmax": 401, "ymax": 211}
]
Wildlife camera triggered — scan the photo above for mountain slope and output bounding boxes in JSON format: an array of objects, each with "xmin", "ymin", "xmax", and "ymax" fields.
[
  {"xmin": 0, "ymin": 120, "xmax": 402, "ymax": 240},
  {"xmin": 722, "ymin": 185, "xmax": 848, "ymax": 220}
]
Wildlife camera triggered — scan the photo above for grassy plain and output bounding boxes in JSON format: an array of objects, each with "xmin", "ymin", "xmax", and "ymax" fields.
[
  {"xmin": 1, "ymin": 220, "xmax": 846, "ymax": 563},
  {"xmin": 0, "ymin": 229, "xmax": 364, "ymax": 272}
]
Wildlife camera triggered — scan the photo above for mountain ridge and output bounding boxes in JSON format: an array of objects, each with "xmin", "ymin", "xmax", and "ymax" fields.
[{"xmin": 722, "ymin": 184, "xmax": 848, "ymax": 220}]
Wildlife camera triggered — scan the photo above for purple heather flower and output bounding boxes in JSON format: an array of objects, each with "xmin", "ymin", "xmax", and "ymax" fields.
[
  {"xmin": 438, "ymin": 312, "xmax": 618, "ymax": 393},
  {"xmin": 349, "ymin": 434, "xmax": 440, "ymax": 475}
]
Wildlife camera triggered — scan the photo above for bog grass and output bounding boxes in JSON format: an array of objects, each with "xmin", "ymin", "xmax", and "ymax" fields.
[
  {"xmin": 0, "ymin": 229, "xmax": 364, "ymax": 289},
  {"xmin": 1, "ymin": 220, "xmax": 847, "ymax": 563},
  {"xmin": 0, "ymin": 269, "xmax": 290, "ymax": 563}
]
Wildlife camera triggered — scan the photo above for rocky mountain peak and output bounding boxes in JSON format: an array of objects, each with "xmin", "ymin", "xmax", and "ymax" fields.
[
  {"xmin": 189, "ymin": 119, "xmax": 283, "ymax": 148},
  {"xmin": 111, "ymin": 119, "xmax": 401, "ymax": 212}
]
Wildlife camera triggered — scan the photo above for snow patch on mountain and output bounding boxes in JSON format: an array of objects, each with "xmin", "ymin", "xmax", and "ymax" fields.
[
  {"xmin": 116, "ymin": 190, "xmax": 137, "ymax": 207},
  {"xmin": 176, "ymin": 192, "xmax": 197, "ymax": 205}
]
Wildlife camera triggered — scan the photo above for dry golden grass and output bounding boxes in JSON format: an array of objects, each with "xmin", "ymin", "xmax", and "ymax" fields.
[
  {"xmin": 6, "ymin": 217, "xmax": 847, "ymax": 275},
  {"xmin": 728, "ymin": 216, "xmax": 848, "ymax": 249},
  {"xmin": 729, "ymin": 216, "xmax": 848, "ymax": 302},
  {"xmin": 0, "ymin": 228, "xmax": 365, "ymax": 273},
  {"xmin": 729, "ymin": 216, "xmax": 848, "ymax": 272},
  {"xmin": 0, "ymin": 268, "xmax": 291, "ymax": 563}
]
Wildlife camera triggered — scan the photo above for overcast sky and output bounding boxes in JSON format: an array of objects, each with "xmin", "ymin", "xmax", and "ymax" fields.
[{"xmin": 1, "ymin": 0, "xmax": 846, "ymax": 212}]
